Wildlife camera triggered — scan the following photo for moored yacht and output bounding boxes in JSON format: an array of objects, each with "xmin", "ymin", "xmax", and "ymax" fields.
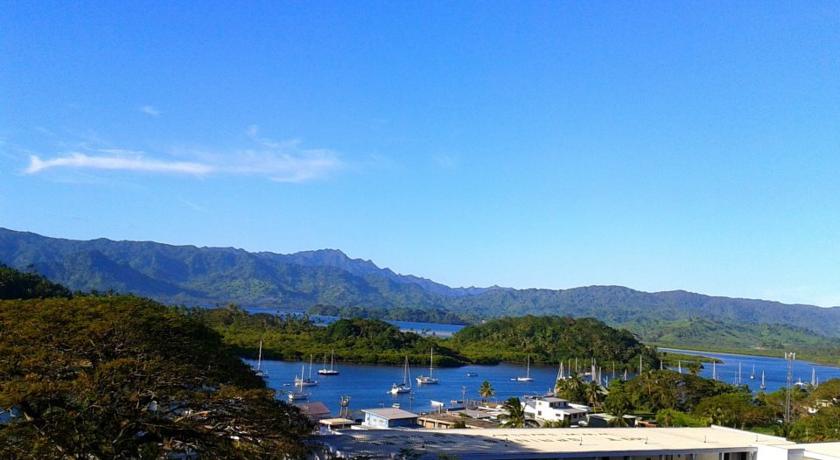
[
  {"xmin": 515, "ymin": 355, "xmax": 534, "ymax": 382},
  {"xmin": 415, "ymin": 348, "xmax": 439, "ymax": 385},
  {"xmin": 318, "ymin": 350, "xmax": 339, "ymax": 376},
  {"xmin": 254, "ymin": 339, "xmax": 267, "ymax": 379},
  {"xmin": 390, "ymin": 356, "xmax": 412, "ymax": 394},
  {"xmin": 294, "ymin": 356, "xmax": 318, "ymax": 387}
]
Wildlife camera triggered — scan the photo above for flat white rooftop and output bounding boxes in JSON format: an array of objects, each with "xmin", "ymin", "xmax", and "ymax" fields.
[{"xmin": 320, "ymin": 426, "xmax": 837, "ymax": 460}]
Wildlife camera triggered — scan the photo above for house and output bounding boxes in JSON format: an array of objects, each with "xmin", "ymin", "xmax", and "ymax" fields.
[
  {"xmin": 417, "ymin": 413, "xmax": 500, "ymax": 429},
  {"xmin": 582, "ymin": 412, "xmax": 638, "ymax": 427},
  {"xmin": 295, "ymin": 401, "xmax": 331, "ymax": 422},
  {"xmin": 319, "ymin": 417, "xmax": 357, "ymax": 433},
  {"xmin": 361, "ymin": 408, "xmax": 419, "ymax": 428},
  {"xmin": 522, "ymin": 397, "xmax": 589, "ymax": 425}
]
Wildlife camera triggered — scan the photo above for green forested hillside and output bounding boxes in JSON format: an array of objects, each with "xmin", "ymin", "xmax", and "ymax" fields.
[
  {"xmin": 3, "ymin": 228, "xmax": 840, "ymax": 346},
  {"xmin": 193, "ymin": 308, "xmax": 658, "ymax": 369},
  {"xmin": 190, "ymin": 305, "xmax": 469, "ymax": 366},
  {"xmin": 307, "ymin": 303, "xmax": 475, "ymax": 324},
  {"xmin": 450, "ymin": 315, "xmax": 658, "ymax": 368}
]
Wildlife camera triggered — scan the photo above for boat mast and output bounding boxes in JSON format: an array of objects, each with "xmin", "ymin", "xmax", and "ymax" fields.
[
  {"xmin": 429, "ymin": 348, "xmax": 434, "ymax": 378},
  {"xmin": 526, "ymin": 355, "xmax": 531, "ymax": 378},
  {"xmin": 257, "ymin": 339, "xmax": 263, "ymax": 371}
]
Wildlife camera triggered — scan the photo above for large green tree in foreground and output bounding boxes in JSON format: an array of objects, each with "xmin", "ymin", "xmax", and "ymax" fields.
[{"xmin": 0, "ymin": 294, "xmax": 313, "ymax": 459}]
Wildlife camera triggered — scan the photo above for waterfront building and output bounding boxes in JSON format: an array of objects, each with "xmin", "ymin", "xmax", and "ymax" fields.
[
  {"xmin": 522, "ymin": 396, "xmax": 589, "ymax": 425},
  {"xmin": 319, "ymin": 418, "xmax": 357, "ymax": 433},
  {"xmin": 361, "ymin": 408, "xmax": 419, "ymax": 428},
  {"xmin": 417, "ymin": 413, "xmax": 500, "ymax": 429},
  {"xmin": 295, "ymin": 401, "xmax": 331, "ymax": 422},
  {"xmin": 582, "ymin": 413, "xmax": 638, "ymax": 427}
]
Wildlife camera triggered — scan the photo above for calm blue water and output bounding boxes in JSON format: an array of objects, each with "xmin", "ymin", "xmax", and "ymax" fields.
[
  {"xmin": 239, "ymin": 311, "xmax": 840, "ymax": 416},
  {"xmin": 661, "ymin": 348, "xmax": 840, "ymax": 393},
  {"xmin": 250, "ymin": 349, "xmax": 840, "ymax": 418},
  {"xmin": 247, "ymin": 358, "xmax": 560, "ymax": 417}
]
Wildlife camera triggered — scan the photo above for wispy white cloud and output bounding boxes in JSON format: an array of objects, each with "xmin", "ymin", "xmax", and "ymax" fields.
[
  {"xmin": 22, "ymin": 129, "xmax": 344, "ymax": 183},
  {"xmin": 25, "ymin": 152, "xmax": 212, "ymax": 175},
  {"xmin": 140, "ymin": 105, "xmax": 161, "ymax": 117}
]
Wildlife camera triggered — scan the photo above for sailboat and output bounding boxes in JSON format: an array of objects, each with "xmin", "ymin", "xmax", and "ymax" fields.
[
  {"xmin": 288, "ymin": 367, "xmax": 311, "ymax": 401},
  {"xmin": 416, "ymin": 348, "xmax": 440, "ymax": 384},
  {"xmin": 515, "ymin": 355, "xmax": 535, "ymax": 382},
  {"xmin": 677, "ymin": 360, "xmax": 682, "ymax": 374},
  {"xmin": 750, "ymin": 364, "xmax": 756, "ymax": 380},
  {"xmin": 390, "ymin": 356, "xmax": 412, "ymax": 394},
  {"xmin": 318, "ymin": 350, "xmax": 339, "ymax": 376},
  {"xmin": 294, "ymin": 356, "xmax": 318, "ymax": 387},
  {"xmin": 760, "ymin": 370, "xmax": 766, "ymax": 391},
  {"xmin": 255, "ymin": 339, "xmax": 267, "ymax": 378}
]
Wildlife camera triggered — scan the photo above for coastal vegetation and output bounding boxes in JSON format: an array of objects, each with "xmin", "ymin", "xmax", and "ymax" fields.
[
  {"xmin": 189, "ymin": 305, "xmax": 468, "ymax": 366},
  {"xmin": 307, "ymin": 303, "xmax": 474, "ymax": 325},
  {"xmin": 192, "ymin": 307, "xmax": 660, "ymax": 370},
  {"xmin": 449, "ymin": 316, "xmax": 659, "ymax": 369},
  {"xmin": 0, "ymin": 269, "xmax": 313, "ymax": 458},
  {"xmin": 587, "ymin": 369, "xmax": 840, "ymax": 441}
]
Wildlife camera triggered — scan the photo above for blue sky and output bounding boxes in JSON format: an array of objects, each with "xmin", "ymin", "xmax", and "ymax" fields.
[{"xmin": 2, "ymin": 2, "xmax": 840, "ymax": 306}]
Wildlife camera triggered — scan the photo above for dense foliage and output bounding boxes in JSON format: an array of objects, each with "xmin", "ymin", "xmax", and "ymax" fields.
[
  {"xmin": 0, "ymin": 295, "xmax": 313, "ymax": 458},
  {"xmin": 307, "ymin": 304, "xmax": 474, "ymax": 325},
  {"xmin": 593, "ymin": 369, "xmax": 840, "ymax": 440},
  {"xmin": 0, "ymin": 264, "xmax": 71, "ymax": 299},
  {"xmin": 190, "ymin": 306, "xmax": 468, "ymax": 366},
  {"xmin": 450, "ymin": 316, "xmax": 659, "ymax": 368},
  {"xmin": 195, "ymin": 309, "xmax": 658, "ymax": 369}
]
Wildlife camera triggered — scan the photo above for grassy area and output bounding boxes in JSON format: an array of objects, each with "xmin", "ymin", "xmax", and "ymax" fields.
[{"xmin": 652, "ymin": 342, "xmax": 840, "ymax": 367}]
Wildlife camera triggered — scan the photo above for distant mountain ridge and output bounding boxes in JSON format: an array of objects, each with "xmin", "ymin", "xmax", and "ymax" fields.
[{"xmin": 2, "ymin": 227, "xmax": 839, "ymax": 338}]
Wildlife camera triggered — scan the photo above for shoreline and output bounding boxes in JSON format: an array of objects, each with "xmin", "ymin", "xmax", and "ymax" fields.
[{"xmin": 654, "ymin": 344, "xmax": 840, "ymax": 367}]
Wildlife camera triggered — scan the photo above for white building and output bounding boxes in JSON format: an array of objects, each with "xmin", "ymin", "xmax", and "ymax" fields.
[
  {"xmin": 361, "ymin": 408, "xmax": 419, "ymax": 429},
  {"xmin": 522, "ymin": 396, "xmax": 589, "ymax": 424},
  {"xmin": 319, "ymin": 425, "xmax": 840, "ymax": 460}
]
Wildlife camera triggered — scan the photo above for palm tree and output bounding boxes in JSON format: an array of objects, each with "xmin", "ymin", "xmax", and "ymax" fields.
[
  {"xmin": 500, "ymin": 397, "xmax": 527, "ymax": 428},
  {"xmin": 555, "ymin": 372, "xmax": 585, "ymax": 403},
  {"xmin": 585, "ymin": 380, "xmax": 603, "ymax": 408},
  {"xmin": 479, "ymin": 380, "xmax": 495, "ymax": 401}
]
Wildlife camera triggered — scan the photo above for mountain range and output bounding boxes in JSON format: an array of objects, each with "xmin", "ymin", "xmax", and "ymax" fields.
[{"xmin": 2, "ymin": 227, "xmax": 840, "ymax": 340}]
